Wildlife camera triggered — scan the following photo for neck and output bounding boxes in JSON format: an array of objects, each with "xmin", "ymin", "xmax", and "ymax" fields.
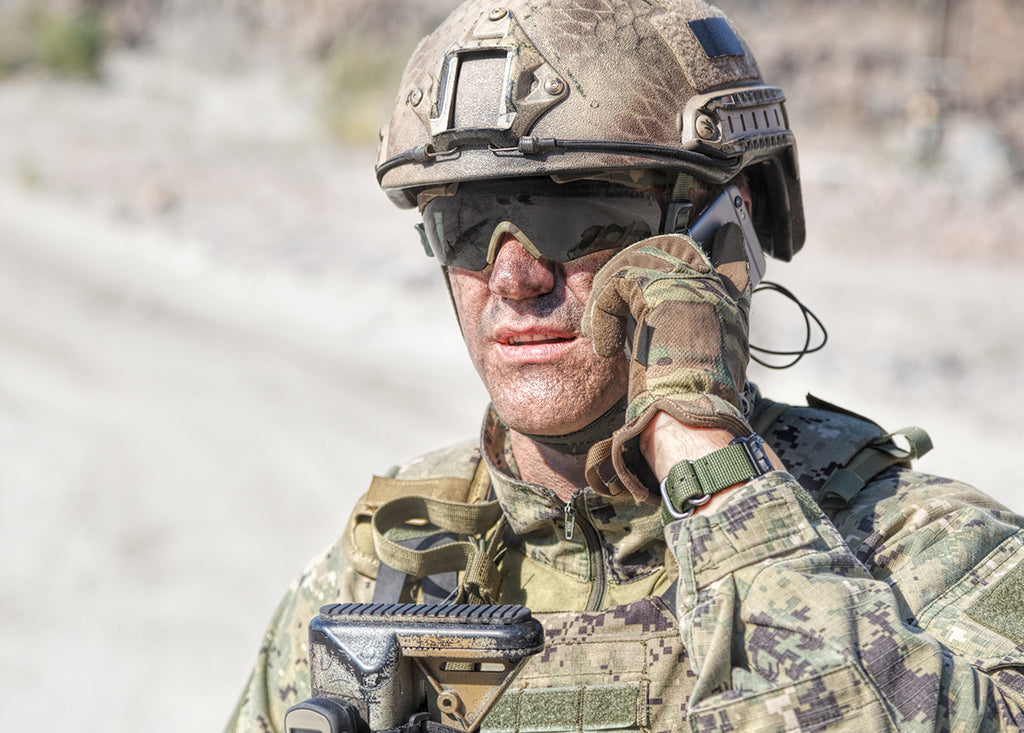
[
  {"xmin": 517, "ymin": 396, "xmax": 627, "ymax": 454},
  {"xmin": 509, "ymin": 431, "xmax": 587, "ymax": 502}
]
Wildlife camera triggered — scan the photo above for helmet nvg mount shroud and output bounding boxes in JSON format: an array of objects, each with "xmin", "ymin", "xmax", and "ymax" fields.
[{"xmin": 376, "ymin": 0, "xmax": 805, "ymax": 261}]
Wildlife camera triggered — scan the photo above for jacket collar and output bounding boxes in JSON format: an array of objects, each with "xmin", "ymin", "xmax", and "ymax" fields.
[{"xmin": 479, "ymin": 406, "xmax": 666, "ymax": 583}]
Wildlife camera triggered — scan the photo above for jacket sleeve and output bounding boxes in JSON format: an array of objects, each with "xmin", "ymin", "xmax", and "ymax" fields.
[
  {"xmin": 223, "ymin": 541, "xmax": 372, "ymax": 733},
  {"xmin": 668, "ymin": 468, "xmax": 1024, "ymax": 731}
]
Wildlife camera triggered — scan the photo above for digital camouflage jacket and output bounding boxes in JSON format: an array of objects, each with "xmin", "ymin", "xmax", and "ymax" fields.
[{"xmin": 226, "ymin": 395, "xmax": 1024, "ymax": 732}]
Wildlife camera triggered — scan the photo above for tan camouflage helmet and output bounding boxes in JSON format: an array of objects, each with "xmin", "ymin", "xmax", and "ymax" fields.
[{"xmin": 376, "ymin": 0, "xmax": 805, "ymax": 261}]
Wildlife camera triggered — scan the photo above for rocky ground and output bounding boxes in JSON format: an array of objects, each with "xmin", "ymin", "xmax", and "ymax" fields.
[{"xmin": 1, "ymin": 8, "xmax": 1022, "ymax": 731}]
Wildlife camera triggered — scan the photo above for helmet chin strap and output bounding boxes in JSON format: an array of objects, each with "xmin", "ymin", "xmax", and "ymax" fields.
[{"xmin": 515, "ymin": 396, "xmax": 627, "ymax": 455}]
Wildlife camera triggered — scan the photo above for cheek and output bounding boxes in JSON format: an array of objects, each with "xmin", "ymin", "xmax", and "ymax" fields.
[
  {"xmin": 447, "ymin": 268, "xmax": 490, "ymax": 329},
  {"xmin": 564, "ymin": 272, "xmax": 596, "ymax": 307},
  {"xmin": 563, "ymin": 250, "xmax": 619, "ymax": 304}
]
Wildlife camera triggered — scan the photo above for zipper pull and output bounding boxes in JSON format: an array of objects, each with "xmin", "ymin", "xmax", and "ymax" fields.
[{"xmin": 564, "ymin": 501, "xmax": 576, "ymax": 541}]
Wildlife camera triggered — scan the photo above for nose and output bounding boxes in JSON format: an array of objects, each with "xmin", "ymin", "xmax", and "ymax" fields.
[{"xmin": 489, "ymin": 233, "xmax": 556, "ymax": 300}]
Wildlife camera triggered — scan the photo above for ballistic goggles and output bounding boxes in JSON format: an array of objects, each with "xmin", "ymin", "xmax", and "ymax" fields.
[{"xmin": 416, "ymin": 178, "xmax": 664, "ymax": 271}]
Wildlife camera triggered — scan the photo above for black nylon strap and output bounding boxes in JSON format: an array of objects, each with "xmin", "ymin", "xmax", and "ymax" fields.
[{"xmin": 371, "ymin": 533, "xmax": 459, "ymax": 604}]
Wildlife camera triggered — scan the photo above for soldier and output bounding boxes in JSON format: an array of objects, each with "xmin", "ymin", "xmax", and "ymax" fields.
[{"xmin": 226, "ymin": 0, "xmax": 1024, "ymax": 730}]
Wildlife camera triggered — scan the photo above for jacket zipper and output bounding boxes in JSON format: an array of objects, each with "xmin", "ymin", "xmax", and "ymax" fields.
[{"xmin": 565, "ymin": 490, "xmax": 606, "ymax": 611}]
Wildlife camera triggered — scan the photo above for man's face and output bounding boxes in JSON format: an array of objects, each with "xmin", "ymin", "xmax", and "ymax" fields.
[{"xmin": 447, "ymin": 232, "xmax": 629, "ymax": 438}]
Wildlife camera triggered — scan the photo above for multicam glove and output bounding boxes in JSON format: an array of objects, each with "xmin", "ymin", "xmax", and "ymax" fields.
[{"xmin": 582, "ymin": 227, "xmax": 753, "ymax": 503}]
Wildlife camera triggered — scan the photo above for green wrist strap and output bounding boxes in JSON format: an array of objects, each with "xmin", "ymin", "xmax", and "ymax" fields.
[{"xmin": 660, "ymin": 434, "xmax": 773, "ymax": 523}]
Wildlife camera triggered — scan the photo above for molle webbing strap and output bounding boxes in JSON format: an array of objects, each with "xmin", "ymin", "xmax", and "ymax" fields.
[
  {"xmin": 371, "ymin": 496, "xmax": 505, "ymax": 603},
  {"xmin": 347, "ymin": 456, "xmax": 493, "ymax": 584},
  {"xmin": 751, "ymin": 394, "xmax": 933, "ymax": 512},
  {"xmin": 369, "ymin": 457, "xmax": 505, "ymax": 603},
  {"xmin": 366, "ymin": 473, "xmax": 483, "ymax": 505},
  {"xmin": 372, "ymin": 495, "xmax": 505, "ymax": 576},
  {"xmin": 362, "ymin": 456, "xmax": 493, "ymax": 532},
  {"xmin": 818, "ymin": 426, "xmax": 933, "ymax": 511}
]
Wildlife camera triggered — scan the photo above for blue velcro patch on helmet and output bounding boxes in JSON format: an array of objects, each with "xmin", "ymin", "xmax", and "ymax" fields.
[{"xmin": 688, "ymin": 17, "xmax": 745, "ymax": 58}]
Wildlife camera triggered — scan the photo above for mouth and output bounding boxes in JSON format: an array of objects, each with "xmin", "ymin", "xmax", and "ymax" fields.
[
  {"xmin": 494, "ymin": 328, "xmax": 579, "ymax": 362},
  {"xmin": 502, "ymin": 332, "xmax": 576, "ymax": 346}
]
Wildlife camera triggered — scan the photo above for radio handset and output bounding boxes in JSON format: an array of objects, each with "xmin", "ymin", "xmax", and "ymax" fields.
[{"xmin": 672, "ymin": 184, "xmax": 767, "ymax": 289}]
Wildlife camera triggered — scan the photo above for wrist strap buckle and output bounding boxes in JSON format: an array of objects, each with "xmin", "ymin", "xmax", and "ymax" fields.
[{"xmin": 659, "ymin": 434, "xmax": 774, "ymax": 521}]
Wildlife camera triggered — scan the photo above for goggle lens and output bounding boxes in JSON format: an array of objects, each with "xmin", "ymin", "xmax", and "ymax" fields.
[{"xmin": 419, "ymin": 179, "xmax": 663, "ymax": 271}]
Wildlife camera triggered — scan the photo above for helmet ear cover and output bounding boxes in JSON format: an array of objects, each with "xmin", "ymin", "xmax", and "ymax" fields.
[{"xmin": 745, "ymin": 154, "xmax": 805, "ymax": 262}]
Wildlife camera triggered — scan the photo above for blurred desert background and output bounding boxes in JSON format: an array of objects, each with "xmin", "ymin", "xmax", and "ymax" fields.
[{"xmin": 0, "ymin": 0, "xmax": 1021, "ymax": 730}]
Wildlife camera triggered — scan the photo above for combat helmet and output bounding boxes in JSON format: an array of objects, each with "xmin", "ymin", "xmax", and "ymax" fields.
[{"xmin": 376, "ymin": 0, "xmax": 805, "ymax": 261}]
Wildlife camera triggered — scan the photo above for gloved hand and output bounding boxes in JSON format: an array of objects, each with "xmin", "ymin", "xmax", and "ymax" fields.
[{"xmin": 582, "ymin": 226, "xmax": 753, "ymax": 503}]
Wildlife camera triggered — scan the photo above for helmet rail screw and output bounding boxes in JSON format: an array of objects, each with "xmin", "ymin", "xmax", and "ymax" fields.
[
  {"xmin": 695, "ymin": 114, "xmax": 719, "ymax": 141},
  {"xmin": 489, "ymin": 7, "xmax": 508, "ymax": 21},
  {"xmin": 408, "ymin": 88, "xmax": 423, "ymax": 107},
  {"xmin": 544, "ymin": 78, "xmax": 565, "ymax": 95}
]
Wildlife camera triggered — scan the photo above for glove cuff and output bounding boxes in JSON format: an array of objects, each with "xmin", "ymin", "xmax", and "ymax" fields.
[{"xmin": 585, "ymin": 396, "xmax": 752, "ymax": 504}]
